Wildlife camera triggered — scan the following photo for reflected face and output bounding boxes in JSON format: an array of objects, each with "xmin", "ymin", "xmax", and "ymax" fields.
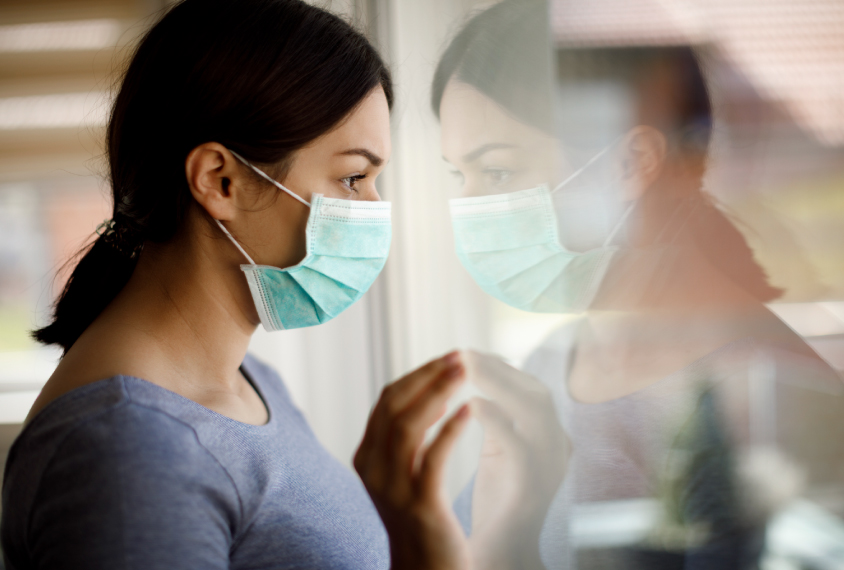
[{"xmin": 440, "ymin": 80, "xmax": 567, "ymax": 197}]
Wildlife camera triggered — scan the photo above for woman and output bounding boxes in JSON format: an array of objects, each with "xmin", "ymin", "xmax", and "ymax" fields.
[
  {"xmin": 1, "ymin": 1, "xmax": 474, "ymax": 568},
  {"xmin": 433, "ymin": 1, "xmax": 844, "ymax": 568}
]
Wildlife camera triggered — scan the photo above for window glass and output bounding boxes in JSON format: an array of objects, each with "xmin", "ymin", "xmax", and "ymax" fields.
[{"xmin": 408, "ymin": 0, "xmax": 844, "ymax": 565}]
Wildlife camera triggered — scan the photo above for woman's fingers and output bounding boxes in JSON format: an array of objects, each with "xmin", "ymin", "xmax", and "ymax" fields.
[
  {"xmin": 387, "ymin": 364, "xmax": 466, "ymax": 477},
  {"xmin": 382, "ymin": 351, "xmax": 462, "ymax": 415},
  {"xmin": 466, "ymin": 350, "xmax": 545, "ymax": 402},
  {"xmin": 364, "ymin": 352, "xmax": 461, "ymax": 447},
  {"xmin": 354, "ymin": 351, "xmax": 473, "ymax": 570},
  {"xmin": 465, "ymin": 350, "xmax": 557, "ymax": 435},
  {"xmin": 418, "ymin": 404, "xmax": 471, "ymax": 498},
  {"xmin": 355, "ymin": 351, "xmax": 464, "ymax": 492},
  {"xmin": 470, "ymin": 397, "xmax": 522, "ymax": 451},
  {"xmin": 357, "ymin": 353, "xmax": 456, "ymax": 447}
]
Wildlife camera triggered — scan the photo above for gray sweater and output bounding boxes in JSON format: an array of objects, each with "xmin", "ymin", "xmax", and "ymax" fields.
[{"xmin": 1, "ymin": 353, "xmax": 389, "ymax": 569}]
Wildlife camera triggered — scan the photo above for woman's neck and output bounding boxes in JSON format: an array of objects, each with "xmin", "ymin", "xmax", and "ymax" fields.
[
  {"xmin": 566, "ymin": 245, "xmax": 786, "ymax": 403},
  {"xmin": 596, "ymin": 239, "xmax": 761, "ymax": 312},
  {"xmin": 123, "ymin": 246, "xmax": 251, "ymax": 374},
  {"xmin": 51, "ymin": 214, "xmax": 259, "ymax": 404}
]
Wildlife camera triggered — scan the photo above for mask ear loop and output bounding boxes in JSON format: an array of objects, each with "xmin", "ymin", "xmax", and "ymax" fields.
[
  {"xmin": 550, "ymin": 136, "xmax": 633, "ymax": 248},
  {"xmin": 215, "ymin": 219, "xmax": 256, "ymax": 265},
  {"xmin": 550, "ymin": 135, "xmax": 624, "ymax": 195},
  {"xmin": 227, "ymin": 149, "xmax": 312, "ymax": 209}
]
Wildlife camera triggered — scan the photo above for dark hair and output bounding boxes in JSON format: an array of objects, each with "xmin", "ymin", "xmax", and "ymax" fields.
[
  {"xmin": 432, "ymin": 0, "xmax": 556, "ymax": 139},
  {"xmin": 34, "ymin": 0, "xmax": 393, "ymax": 352},
  {"xmin": 431, "ymin": 0, "xmax": 782, "ymax": 302},
  {"xmin": 431, "ymin": 1, "xmax": 710, "ymax": 151}
]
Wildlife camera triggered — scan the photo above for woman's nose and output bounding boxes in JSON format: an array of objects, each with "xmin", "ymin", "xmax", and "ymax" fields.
[
  {"xmin": 462, "ymin": 179, "xmax": 487, "ymax": 198},
  {"xmin": 365, "ymin": 187, "xmax": 382, "ymax": 202}
]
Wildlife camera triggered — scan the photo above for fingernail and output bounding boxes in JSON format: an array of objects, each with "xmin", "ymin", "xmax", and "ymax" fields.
[
  {"xmin": 445, "ymin": 363, "xmax": 465, "ymax": 379},
  {"xmin": 444, "ymin": 351, "xmax": 461, "ymax": 366}
]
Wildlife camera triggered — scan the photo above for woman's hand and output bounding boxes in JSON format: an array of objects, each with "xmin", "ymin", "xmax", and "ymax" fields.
[
  {"xmin": 464, "ymin": 351, "xmax": 570, "ymax": 570},
  {"xmin": 355, "ymin": 351, "xmax": 472, "ymax": 570}
]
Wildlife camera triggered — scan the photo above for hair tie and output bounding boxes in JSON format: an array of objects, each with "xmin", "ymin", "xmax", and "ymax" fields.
[{"xmin": 96, "ymin": 218, "xmax": 143, "ymax": 259}]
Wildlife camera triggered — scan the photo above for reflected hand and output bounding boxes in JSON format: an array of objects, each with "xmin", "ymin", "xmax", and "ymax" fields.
[
  {"xmin": 355, "ymin": 351, "xmax": 472, "ymax": 570},
  {"xmin": 465, "ymin": 350, "xmax": 570, "ymax": 570}
]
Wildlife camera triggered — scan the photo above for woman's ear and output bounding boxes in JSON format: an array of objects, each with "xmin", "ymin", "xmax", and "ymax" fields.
[
  {"xmin": 618, "ymin": 126, "xmax": 667, "ymax": 200},
  {"xmin": 185, "ymin": 142, "xmax": 247, "ymax": 222}
]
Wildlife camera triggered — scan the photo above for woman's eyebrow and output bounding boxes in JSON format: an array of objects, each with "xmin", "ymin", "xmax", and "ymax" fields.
[
  {"xmin": 338, "ymin": 148, "xmax": 384, "ymax": 167},
  {"xmin": 462, "ymin": 143, "xmax": 518, "ymax": 163}
]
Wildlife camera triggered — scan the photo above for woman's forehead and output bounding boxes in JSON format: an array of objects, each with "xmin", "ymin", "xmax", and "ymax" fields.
[
  {"xmin": 440, "ymin": 81, "xmax": 556, "ymax": 164},
  {"xmin": 318, "ymin": 87, "xmax": 392, "ymax": 162}
]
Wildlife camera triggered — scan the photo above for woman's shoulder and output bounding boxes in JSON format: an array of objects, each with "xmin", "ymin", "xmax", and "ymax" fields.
[
  {"xmin": 7, "ymin": 376, "xmax": 230, "ymax": 487},
  {"xmin": 1, "ymin": 376, "xmax": 243, "ymax": 570},
  {"xmin": 703, "ymin": 334, "xmax": 842, "ymax": 392},
  {"xmin": 4, "ymin": 353, "xmax": 298, "ymax": 509},
  {"xmin": 3, "ymin": 376, "xmax": 241, "ymax": 529}
]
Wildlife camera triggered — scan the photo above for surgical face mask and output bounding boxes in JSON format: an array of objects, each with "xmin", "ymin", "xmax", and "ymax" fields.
[
  {"xmin": 449, "ymin": 144, "xmax": 633, "ymax": 314},
  {"xmin": 216, "ymin": 150, "xmax": 391, "ymax": 331}
]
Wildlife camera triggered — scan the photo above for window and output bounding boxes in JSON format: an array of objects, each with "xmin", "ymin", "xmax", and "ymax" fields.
[{"xmin": 1, "ymin": 1, "xmax": 843, "ymax": 565}]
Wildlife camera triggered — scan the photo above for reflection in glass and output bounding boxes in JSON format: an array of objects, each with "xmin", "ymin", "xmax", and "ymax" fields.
[{"xmin": 433, "ymin": 0, "xmax": 844, "ymax": 568}]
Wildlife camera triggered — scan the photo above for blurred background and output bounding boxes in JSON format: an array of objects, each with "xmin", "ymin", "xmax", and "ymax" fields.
[{"xmin": 0, "ymin": 0, "xmax": 842, "ymax": 565}]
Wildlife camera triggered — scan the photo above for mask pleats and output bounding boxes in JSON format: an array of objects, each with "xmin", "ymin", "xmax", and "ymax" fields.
[
  {"xmin": 310, "ymin": 219, "xmax": 391, "ymax": 259},
  {"xmin": 285, "ymin": 265, "xmax": 362, "ymax": 320},
  {"xmin": 304, "ymin": 255, "xmax": 388, "ymax": 292},
  {"xmin": 458, "ymin": 243, "xmax": 567, "ymax": 283},
  {"xmin": 450, "ymin": 184, "xmax": 620, "ymax": 314},
  {"xmin": 258, "ymin": 270, "xmax": 321, "ymax": 329},
  {"xmin": 503, "ymin": 250, "xmax": 613, "ymax": 312},
  {"xmin": 451, "ymin": 188, "xmax": 557, "ymax": 254}
]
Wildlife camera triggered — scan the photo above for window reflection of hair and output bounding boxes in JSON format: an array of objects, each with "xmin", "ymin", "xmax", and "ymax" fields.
[{"xmin": 431, "ymin": 0, "xmax": 782, "ymax": 302}]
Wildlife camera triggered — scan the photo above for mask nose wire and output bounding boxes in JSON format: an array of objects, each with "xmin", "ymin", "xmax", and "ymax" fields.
[
  {"xmin": 215, "ymin": 218, "xmax": 257, "ymax": 265},
  {"xmin": 227, "ymin": 149, "xmax": 312, "ymax": 209}
]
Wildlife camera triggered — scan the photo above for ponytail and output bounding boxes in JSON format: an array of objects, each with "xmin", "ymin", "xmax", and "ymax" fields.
[
  {"xmin": 685, "ymin": 195, "xmax": 783, "ymax": 302},
  {"xmin": 32, "ymin": 234, "xmax": 140, "ymax": 352}
]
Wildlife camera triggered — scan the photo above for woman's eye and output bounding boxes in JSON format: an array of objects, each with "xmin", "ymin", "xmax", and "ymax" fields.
[
  {"xmin": 449, "ymin": 170, "xmax": 466, "ymax": 185},
  {"xmin": 483, "ymin": 168, "xmax": 514, "ymax": 185},
  {"xmin": 340, "ymin": 174, "xmax": 367, "ymax": 191}
]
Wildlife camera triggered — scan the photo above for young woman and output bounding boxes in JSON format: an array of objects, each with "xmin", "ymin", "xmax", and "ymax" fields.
[
  {"xmin": 433, "ymin": 1, "xmax": 844, "ymax": 568},
  {"xmin": 1, "ymin": 1, "xmax": 474, "ymax": 568}
]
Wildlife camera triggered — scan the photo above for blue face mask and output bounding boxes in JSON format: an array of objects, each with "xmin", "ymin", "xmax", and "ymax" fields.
[
  {"xmin": 449, "ymin": 144, "xmax": 633, "ymax": 314},
  {"xmin": 216, "ymin": 150, "xmax": 391, "ymax": 331}
]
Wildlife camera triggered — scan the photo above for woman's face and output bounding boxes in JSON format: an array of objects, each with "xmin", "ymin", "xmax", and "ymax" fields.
[
  {"xmin": 282, "ymin": 86, "xmax": 391, "ymax": 204},
  {"xmin": 240, "ymin": 86, "xmax": 391, "ymax": 268},
  {"xmin": 440, "ymin": 79, "xmax": 568, "ymax": 197},
  {"xmin": 439, "ymin": 79, "xmax": 673, "ymax": 253}
]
